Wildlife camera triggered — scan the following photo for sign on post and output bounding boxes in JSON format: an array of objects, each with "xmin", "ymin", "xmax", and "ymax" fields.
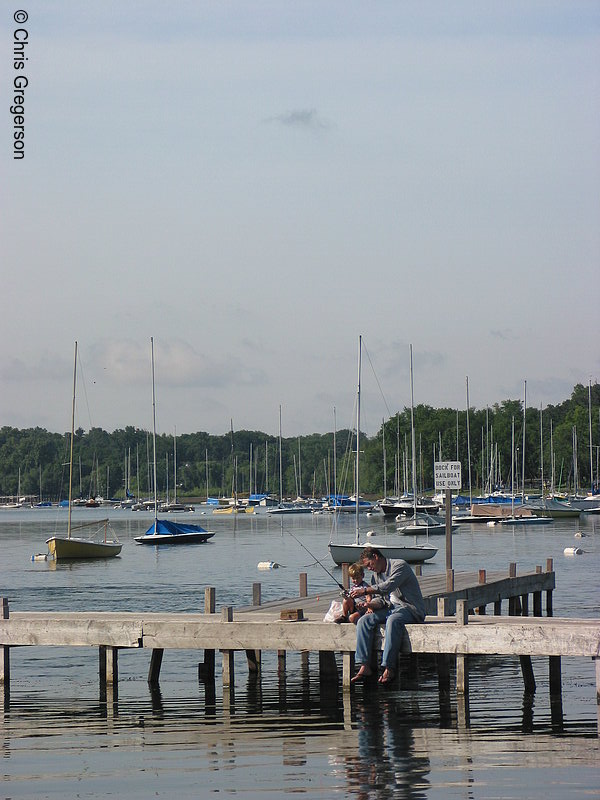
[
  {"xmin": 434, "ymin": 461, "xmax": 461, "ymax": 578},
  {"xmin": 434, "ymin": 461, "xmax": 461, "ymax": 491}
]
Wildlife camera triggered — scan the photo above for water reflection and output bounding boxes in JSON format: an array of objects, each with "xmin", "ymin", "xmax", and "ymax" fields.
[{"xmin": 344, "ymin": 697, "xmax": 429, "ymax": 799}]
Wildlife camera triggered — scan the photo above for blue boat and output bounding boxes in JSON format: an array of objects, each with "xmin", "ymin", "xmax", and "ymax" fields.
[
  {"xmin": 134, "ymin": 518, "xmax": 214, "ymax": 545},
  {"xmin": 133, "ymin": 338, "xmax": 215, "ymax": 547}
]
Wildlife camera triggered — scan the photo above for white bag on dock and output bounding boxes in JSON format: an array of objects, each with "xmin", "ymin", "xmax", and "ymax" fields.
[{"xmin": 323, "ymin": 599, "xmax": 343, "ymax": 622}]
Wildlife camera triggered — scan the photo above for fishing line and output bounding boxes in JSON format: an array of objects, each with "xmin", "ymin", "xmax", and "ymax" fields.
[{"xmin": 279, "ymin": 522, "xmax": 347, "ymax": 593}]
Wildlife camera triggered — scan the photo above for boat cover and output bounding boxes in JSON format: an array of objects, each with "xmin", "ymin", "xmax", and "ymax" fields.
[{"xmin": 145, "ymin": 519, "xmax": 208, "ymax": 536}]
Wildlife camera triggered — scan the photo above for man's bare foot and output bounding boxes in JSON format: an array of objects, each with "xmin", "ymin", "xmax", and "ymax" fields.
[
  {"xmin": 378, "ymin": 667, "xmax": 395, "ymax": 685},
  {"xmin": 350, "ymin": 665, "xmax": 373, "ymax": 683}
]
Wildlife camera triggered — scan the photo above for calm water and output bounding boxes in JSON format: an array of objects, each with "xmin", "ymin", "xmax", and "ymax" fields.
[{"xmin": 1, "ymin": 506, "xmax": 598, "ymax": 798}]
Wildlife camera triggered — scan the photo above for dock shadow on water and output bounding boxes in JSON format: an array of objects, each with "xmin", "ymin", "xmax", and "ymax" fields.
[{"xmin": 2, "ymin": 652, "xmax": 598, "ymax": 800}]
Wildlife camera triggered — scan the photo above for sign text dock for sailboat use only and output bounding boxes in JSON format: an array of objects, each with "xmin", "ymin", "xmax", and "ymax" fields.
[{"xmin": 434, "ymin": 462, "xmax": 461, "ymax": 491}]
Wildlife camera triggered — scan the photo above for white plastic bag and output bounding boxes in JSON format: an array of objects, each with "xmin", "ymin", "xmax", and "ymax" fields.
[{"xmin": 323, "ymin": 599, "xmax": 343, "ymax": 622}]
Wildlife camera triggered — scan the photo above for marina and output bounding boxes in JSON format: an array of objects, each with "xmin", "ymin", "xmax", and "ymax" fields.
[{"xmin": 0, "ymin": 505, "xmax": 598, "ymax": 798}]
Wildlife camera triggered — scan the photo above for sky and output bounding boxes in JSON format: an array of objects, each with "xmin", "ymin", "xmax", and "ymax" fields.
[{"xmin": 2, "ymin": 1, "xmax": 599, "ymax": 439}]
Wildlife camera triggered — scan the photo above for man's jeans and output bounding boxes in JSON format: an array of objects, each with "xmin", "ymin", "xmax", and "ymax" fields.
[{"xmin": 355, "ymin": 606, "xmax": 420, "ymax": 670}]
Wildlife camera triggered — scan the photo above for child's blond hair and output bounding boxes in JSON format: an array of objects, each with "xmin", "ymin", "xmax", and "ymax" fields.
[{"xmin": 348, "ymin": 562, "xmax": 364, "ymax": 581}]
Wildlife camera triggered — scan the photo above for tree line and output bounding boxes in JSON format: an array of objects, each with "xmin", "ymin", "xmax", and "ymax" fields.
[{"xmin": 1, "ymin": 383, "xmax": 598, "ymax": 502}]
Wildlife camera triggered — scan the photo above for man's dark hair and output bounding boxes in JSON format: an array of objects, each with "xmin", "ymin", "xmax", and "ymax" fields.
[{"xmin": 360, "ymin": 546, "xmax": 382, "ymax": 560}]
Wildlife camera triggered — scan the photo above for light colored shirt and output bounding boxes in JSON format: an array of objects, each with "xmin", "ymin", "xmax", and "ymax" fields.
[{"xmin": 369, "ymin": 558, "xmax": 426, "ymax": 622}]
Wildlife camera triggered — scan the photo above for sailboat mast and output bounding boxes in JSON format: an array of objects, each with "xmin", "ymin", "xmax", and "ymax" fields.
[
  {"xmin": 333, "ymin": 406, "xmax": 337, "ymax": 507},
  {"xmin": 589, "ymin": 380, "xmax": 594, "ymax": 493},
  {"xmin": 522, "ymin": 380, "xmax": 527, "ymax": 502},
  {"xmin": 540, "ymin": 403, "xmax": 544, "ymax": 498},
  {"xmin": 68, "ymin": 341, "xmax": 77, "ymax": 539},
  {"xmin": 355, "ymin": 335, "xmax": 362, "ymax": 543},
  {"xmin": 511, "ymin": 416, "xmax": 515, "ymax": 517},
  {"xmin": 410, "ymin": 345, "xmax": 417, "ymax": 518},
  {"xmin": 173, "ymin": 426, "xmax": 177, "ymax": 504},
  {"xmin": 466, "ymin": 377, "xmax": 472, "ymax": 507},
  {"xmin": 278, "ymin": 406, "xmax": 283, "ymax": 504},
  {"xmin": 151, "ymin": 337, "xmax": 158, "ymax": 530}
]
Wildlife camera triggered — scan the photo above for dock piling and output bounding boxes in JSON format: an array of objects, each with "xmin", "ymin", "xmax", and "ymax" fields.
[
  {"xmin": 221, "ymin": 606, "xmax": 234, "ymax": 687},
  {"xmin": 198, "ymin": 586, "xmax": 216, "ymax": 682},
  {"xmin": 1, "ymin": 598, "xmax": 9, "ymax": 707},
  {"xmin": 246, "ymin": 582, "xmax": 262, "ymax": 672}
]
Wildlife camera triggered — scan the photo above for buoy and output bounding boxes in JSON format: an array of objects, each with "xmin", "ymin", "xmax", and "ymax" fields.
[
  {"xmin": 31, "ymin": 553, "xmax": 48, "ymax": 561},
  {"xmin": 563, "ymin": 546, "xmax": 583, "ymax": 556},
  {"xmin": 574, "ymin": 531, "xmax": 586, "ymax": 538},
  {"xmin": 366, "ymin": 530, "xmax": 376, "ymax": 538},
  {"xmin": 257, "ymin": 561, "xmax": 280, "ymax": 570},
  {"xmin": 486, "ymin": 521, "xmax": 496, "ymax": 527}
]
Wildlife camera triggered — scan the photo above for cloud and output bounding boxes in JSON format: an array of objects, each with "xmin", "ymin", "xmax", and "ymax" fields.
[
  {"xmin": 266, "ymin": 108, "xmax": 330, "ymax": 131},
  {"xmin": 0, "ymin": 356, "xmax": 72, "ymax": 383},
  {"xmin": 490, "ymin": 328, "xmax": 516, "ymax": 340},
  {"xmin": 88, "ymin": 339, "xmax": 267, "ymax": 390}
]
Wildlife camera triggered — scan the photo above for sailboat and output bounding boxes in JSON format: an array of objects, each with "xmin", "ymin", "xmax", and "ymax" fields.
[
  {"xmin": 328, "ymin": 337, "xmax": 437, "ymax": 566},
  {"xmin": 46, "ymin": 343, "xmax": 122, "ymax": 559},
  {"xmin": 501, "ymin": 412, "xmax": 552, "ymax": 526},
  {"xmin": 134, "ymin": 338, "xmax": 215, "ymax": 545},
  {"xmin": 160, "ymin": 428, "xmax": 194, "ymax": 512},
  {"xmin": 396, "ymin": 346, "xmax": 452, "ymax": 537}
]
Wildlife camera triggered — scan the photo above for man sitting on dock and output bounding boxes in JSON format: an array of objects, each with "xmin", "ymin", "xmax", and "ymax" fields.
[{"xmin": 350, "ymin": 546, "xmax": 426, "ymax": 685}]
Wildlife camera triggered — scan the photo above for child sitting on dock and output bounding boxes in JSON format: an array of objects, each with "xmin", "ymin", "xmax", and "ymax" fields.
[{"xmin": 335, "ymin": 562, "xmax": 385, "ymax": 623}]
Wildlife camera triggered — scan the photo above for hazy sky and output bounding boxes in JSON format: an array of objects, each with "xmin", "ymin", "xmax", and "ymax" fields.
[{"xmin": 2, "ymin": 2, "xmax": 599, "ymax": 438}]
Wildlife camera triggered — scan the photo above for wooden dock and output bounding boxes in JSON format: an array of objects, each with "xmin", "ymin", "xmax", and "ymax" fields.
[{"xmin": 1, "ymin": 559, "xmax": 599, "ymax": 729}]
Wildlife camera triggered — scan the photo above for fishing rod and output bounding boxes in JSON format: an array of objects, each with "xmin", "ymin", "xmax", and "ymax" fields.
[{"xmin": 282, "ymin": 524, "xmax": 348, "ymax": 594}]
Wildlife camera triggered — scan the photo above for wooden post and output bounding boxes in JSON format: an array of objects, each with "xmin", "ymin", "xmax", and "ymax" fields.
[
  {"xmin": 278, "ymin": 649, "xmax": 287, "ymax": 676},
  {"xmin": 414, "ymin": 564, "xmax": 422, "ymax": 576},
  {"xmin": 546, "ymin": 558, "xmax": 554, "ymax": 617},
  {"xmin": 221, "ymin": 607, "xmax": 235, "ymax": 687},
  {"xmin": 446, "ymin": 569, "xmax": 454, "ymax": 593},
  {"xmin": 318, "ymin": 651, "xmax": 338, "ymax": 681},
  {"xmin": 477, "ymin": 570, "xmax": 487, "ymax": 614},
  {"xmin": 299, "ymin": 573, "xmax": 308, "ymax": 597},
  {"xmin": 107, "ymin": 647, "xmax": 118, "ymax": 684},
  {"xmin": 252, "ymin": 582, "xmax": 261, "ymax": 606},
  {"xmin": 198, "ymin": 586, "xmax": 216, "ymax": 681},
  {"xmin": 520, "ymin": 655, "xmax": 536, "ymax": 694},
  {"xmin": 299, "ymin": 573, "xmax": 309, "ymax": 669},
  {"xmin": 445, "ymin": 488, "xmax": 452, "ymax": 572},
  {"xmin": 99, "ymin": 645, "xmax": 119, "ymax": 701},
  {"xmin": 455, "ymin": 599, "xmax": 468, "ymax": 696},
  {"xmin": 341, "ymin": 563, "xmax": 350, "ymax": 590},
  {"xmin": 342, "ymin": 652, "xmax": 354, "ymax": 689},
  {"xmin": 148, "ymin": 648, "xmax": 164, "ymax": 689},
  {"xmin": 549, "ymin": 656, "xmax": 562, "ymax": 695},
  {"xmin": 246, "ymin": 582, "xmax": 262, "ymax": 673},
  {"xmin": 1, "ymin": 598, "xmax": 10, "ymax": 707}
]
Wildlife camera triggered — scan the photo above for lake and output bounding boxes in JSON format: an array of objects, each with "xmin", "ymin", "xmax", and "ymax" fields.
[{"xmin": 0, "ymin": 506, "xmax": 598, "ymax": 798}]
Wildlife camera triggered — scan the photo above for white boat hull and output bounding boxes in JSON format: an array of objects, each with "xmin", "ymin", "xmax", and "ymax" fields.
[
  {"xmin": 46, "ymin": 536, "xmax": 122, "ymax": 559},
  {"xmin": 328, "ymin": 541, "xmax": 437, "ymax": 565},
  {"xmin": 134, "ymin": 531, "xmax": 214, "ymax": 544}
]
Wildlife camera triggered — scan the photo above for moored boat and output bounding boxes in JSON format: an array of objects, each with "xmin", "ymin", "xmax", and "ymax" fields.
[
  {"xmin": 134, "ymin": 518, "xmax": 214, "ymax": 545},
  {"xmin": 45, "ymin": 342, "xmax": 122, "ymax": 561},
  {"xmin": 133, "ymin": 338, "xmax": 216, "ymax": 546},
  {"xmin": 328, "ymin": 540, "xmax": 437, "ymax": 566},
  {"xmin": 47, "ymin": 518, "xmax": 122, "ymax": 558}
]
